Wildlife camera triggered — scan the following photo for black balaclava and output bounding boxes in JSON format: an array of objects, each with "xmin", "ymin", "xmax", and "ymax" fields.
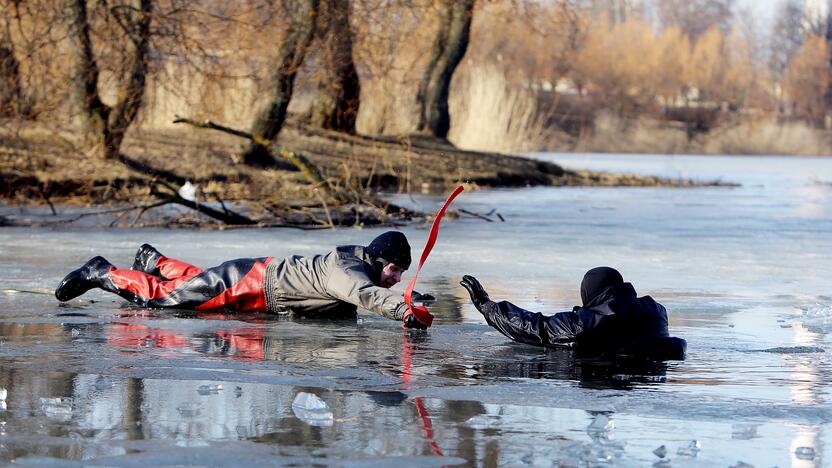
[
  {"xmin": 366, "ymin": 231, "xmax": 412, "ymax": 270},
  {"xmin": 580, "ymin": 266, "xmax": 624, "ymax": 307}
]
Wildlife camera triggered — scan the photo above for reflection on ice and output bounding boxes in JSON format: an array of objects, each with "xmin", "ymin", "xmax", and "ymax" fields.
[{"xmin": 39, "ymin": 397, "xmax": 73, "ymax": 422}]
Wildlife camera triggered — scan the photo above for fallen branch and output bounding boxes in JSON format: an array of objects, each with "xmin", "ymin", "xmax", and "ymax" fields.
[
  {"xmin": 459, "ymin": 208, "xmax": 493, "ymax": 222},
  {"xmin": 458, "ymin": 208, "xmax": 505, "ymax": 222},
  {"xmin": 149, "ymin": 178, "xmax": 257, "ymax": 225},
  {"xmin": 173, "ymin": 117, "xmax": 344, "ymax": 202}
]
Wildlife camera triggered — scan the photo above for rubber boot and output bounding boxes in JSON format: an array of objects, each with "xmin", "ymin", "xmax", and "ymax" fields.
[
  {"xmin": 55, "ymin": 256, "xmax": 118, "ymax": 302},
  {"xmin": 131, "ymin": 243, "xmax": 162, "ymax": 273}
]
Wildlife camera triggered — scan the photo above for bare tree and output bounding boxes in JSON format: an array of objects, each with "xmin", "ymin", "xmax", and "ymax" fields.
[
  {"xmin": 655, "ymin": 0, "xmax": 734, "ymax": 39},
  {"xmin": 0, "ymin": 3, "xmax": 20, "ymax": 117},
  {"xmin": 243, "ymin": 0, "xmax": 319, "ymax": 167},
  {"xmin": 579, "ymin": 0, "xmax": 646, "ymax": 24},
  {"xmin": 0, "ymin": 43, "xmax": 23, "ymax": 117},
  {"xmin": 415, "ymin": 0, "xmax": 474, "ymax": 140},
  {"xmin": 68, "ymin": 0, "xmax": 152, "ymax": 160},
  {"xmin": 825, "ymin": 0, "xmax": 832, "ymax": 110},
  {"xmin": 770, "ymin": 0, "xmax": 809, "ymax": 77},
  {"xmin": 308, "ymin": 0, "xmax": 360, "ymax": 133}
]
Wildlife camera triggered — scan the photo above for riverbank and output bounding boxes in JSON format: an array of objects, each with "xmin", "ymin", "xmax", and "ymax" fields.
[{"xmin": 0, "ymin": 119, "xmax": 730, "ymax": 228}]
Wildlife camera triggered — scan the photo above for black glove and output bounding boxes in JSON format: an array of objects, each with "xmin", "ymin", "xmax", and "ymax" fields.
[
  {"xmin": 411, "ymin": 291, "xmax": 436, "ymax": 304},
  {"xmin": 403, "ymin": 310, "xmax": 429, "ymax": 330},
  {"xmin": 460, "ymin": 275, "xmax": 490, "ymax": 312}
]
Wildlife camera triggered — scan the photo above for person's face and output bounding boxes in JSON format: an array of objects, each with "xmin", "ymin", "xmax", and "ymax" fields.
[{"xmin": 379, "ymin": 263, "xmax": 405, "ymax": 288}]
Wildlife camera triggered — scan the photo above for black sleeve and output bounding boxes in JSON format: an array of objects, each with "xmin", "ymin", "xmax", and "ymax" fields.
[{"xmin": 481, "ymin": 300, "xmax": 584, "ymax": 348}]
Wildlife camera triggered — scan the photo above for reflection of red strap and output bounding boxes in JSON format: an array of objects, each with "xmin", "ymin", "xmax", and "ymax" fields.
[
  {"xmin": 415, "ymin": 397, "xmax": 444, "ymax": 457},
  {"xmin": 404, "ymin": 185, "xmax": 465, "ymax": 326},
  {"xmin": 401, "ymin": 334, "xmax": 444, "ymax": 457}
]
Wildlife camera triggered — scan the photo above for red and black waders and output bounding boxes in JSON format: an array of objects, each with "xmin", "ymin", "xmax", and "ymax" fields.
[
  {"xmin": 55, "ymin": 248, "xmax": 273, "ymax": 312},
  {"xmin": 110, "ymin": 253, "xmax": 272, "ymax": 311}
]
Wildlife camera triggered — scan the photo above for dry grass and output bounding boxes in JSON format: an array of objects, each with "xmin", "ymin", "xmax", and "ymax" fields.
[
  {"xmin": 448, "ymin": 65, "xmax": 549, "ymax": 153},
  {"xmin": 558, "ymin": 113, "xmax": 832, "ymax": 156},
  {"xmin": 703, "ymin": 120, "xmax": 831, "ymax": 156},
  {"xmin": 575, "ymin": 112, "xmax": 690, "ymax": 154}
]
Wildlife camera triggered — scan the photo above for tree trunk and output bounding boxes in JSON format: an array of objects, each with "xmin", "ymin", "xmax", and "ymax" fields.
[
  {"xmin": 416, "ymin": 0, "xmax": 474, "ymax": 140},
  {"xmin": 243, "ymin": 0, "xmax": 319, "ymax": 167},
  {"xmin": 308, "ymin": 0, "xmax": 360, "ymax": 134},
  {"xmin": 0, "ymin": 44, "xmax": 24, "ymax": 117},
  {"xmin": 68, "ymin": 0, "xmax": 151, "ymax": 160},
  {"xmin": 825, "ymin": 5, "xmax": 832, "ymax": 115}
]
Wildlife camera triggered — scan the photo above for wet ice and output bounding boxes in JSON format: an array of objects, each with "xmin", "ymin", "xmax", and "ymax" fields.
[{"xmin": 1, "ymin": 154, "xmax": 831, "ymax": 466}]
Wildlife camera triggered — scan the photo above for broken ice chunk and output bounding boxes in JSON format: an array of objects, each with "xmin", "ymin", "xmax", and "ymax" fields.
[
  {"xmin": 677, "ymin": 439, "xmax": 701, "ymax": 457},
  {"xmin": 795, "ymin": 446, "xmax": 815, "ymax": 460},
  {"xmin": 197, "ymin": 384, "xmax": 223, "ymax": 395},
  {"xmin": 292, "ymin": 392, "xmax": 333, "ymax": 427},
  {"xmin": 587, "ymin": 414, "xmax": 614, "ymax": 434},
  {"xmin": 652, "ymin": 445, "xmax": 667, "ymax": 458}
]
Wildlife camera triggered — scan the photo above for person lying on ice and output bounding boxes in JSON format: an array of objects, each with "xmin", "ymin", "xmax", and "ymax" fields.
[
  {"xmin": 55, "ymin": 231, "xmax": 432, "ymax": 329},
  {"xmin": 459, "ymin": 267, "xmax": 687, "ymax": 360}
]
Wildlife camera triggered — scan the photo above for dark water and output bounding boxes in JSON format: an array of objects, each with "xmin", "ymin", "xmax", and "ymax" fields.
[{"xmin": 0, "ymin": 153, "xmax": 831, "ymax": 466}]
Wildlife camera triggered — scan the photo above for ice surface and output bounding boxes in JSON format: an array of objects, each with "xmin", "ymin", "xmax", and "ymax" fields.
[
  {"xmin": 731, "ymin": 423, "xmax": 758, "ymax": 440},
  {"xmin": 758, "ymin": 346, "xmax": 825, "ymax": 354},
  {"xmin": 2, "ymin": 154, "xmax": 832, "ymax": 466}
]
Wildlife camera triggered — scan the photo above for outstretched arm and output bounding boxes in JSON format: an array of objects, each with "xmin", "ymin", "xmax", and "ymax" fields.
[
  {"xmin": 460, "ymin": 275, "xmax": 582, "ymax": 348},
  {"xmin": 326, "ymin": 257, "xmax": 431, "ymax": 328}
]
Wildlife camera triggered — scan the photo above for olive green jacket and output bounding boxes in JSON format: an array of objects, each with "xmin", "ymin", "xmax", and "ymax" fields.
[{"xmin": 264, "ymin": 245, "xmax": 408, "ymax": 320}]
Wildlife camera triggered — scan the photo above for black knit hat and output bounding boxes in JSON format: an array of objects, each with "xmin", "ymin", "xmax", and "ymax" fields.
[
  {"xmin": 366, "ymin": 231, "xmax": 411, "ymax": 270},
  {"xmin": 581, "ymin": 266, "xmax": 623, "ymax": 307}
]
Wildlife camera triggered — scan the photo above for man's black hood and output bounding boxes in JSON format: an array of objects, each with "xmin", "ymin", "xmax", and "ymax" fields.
[
  {"xmin": 366, "ymin": 231, "xmax": 411, "ymax": 270},
  {"xmin": 581, "ymin": 266, "xmax": 625, "ymax": 308}
]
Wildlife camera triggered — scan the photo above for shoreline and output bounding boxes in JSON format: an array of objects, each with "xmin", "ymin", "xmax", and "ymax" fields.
[{"xmin": 0, "ymin": 120, "xmax": 734, "ymax": 229}]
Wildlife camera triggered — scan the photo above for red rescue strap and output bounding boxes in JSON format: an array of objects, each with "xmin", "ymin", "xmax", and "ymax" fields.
[{"xmin": 403, "ymin": 185, "xmax": 465, "ymax": 327}]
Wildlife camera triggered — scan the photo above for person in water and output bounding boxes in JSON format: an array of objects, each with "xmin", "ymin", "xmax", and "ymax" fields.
[
  {"xmin": 55, "ymin": 231, "xmax": 432, "ymax": 329},
  {"xmin": 459, "ymin": 267, "xmax": 686, "ymax": 359}
]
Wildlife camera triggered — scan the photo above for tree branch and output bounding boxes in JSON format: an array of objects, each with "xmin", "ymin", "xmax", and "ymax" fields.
[{"xmin": 173, "ymin": 116, "xmax": 345, "ymax": 202}]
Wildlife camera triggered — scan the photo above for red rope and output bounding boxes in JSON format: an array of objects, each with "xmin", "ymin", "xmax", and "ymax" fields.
[
  {"xmin": 403, "ymin": 185, "xmax": 465, "ymax": 327},
  {"xmin": 399, "ymin": 185, "xmax": 463, "ymax": 456}
]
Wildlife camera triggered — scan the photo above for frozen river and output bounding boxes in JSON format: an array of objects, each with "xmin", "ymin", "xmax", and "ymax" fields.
[{"xmin": 0, "ymin": 153, "xmax": 831, "ymax": 466}]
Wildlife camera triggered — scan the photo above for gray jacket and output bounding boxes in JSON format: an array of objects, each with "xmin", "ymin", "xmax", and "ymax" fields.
[{"xmin": 263, "ymin": 245, "xmax": 408, "ymax": 320}]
